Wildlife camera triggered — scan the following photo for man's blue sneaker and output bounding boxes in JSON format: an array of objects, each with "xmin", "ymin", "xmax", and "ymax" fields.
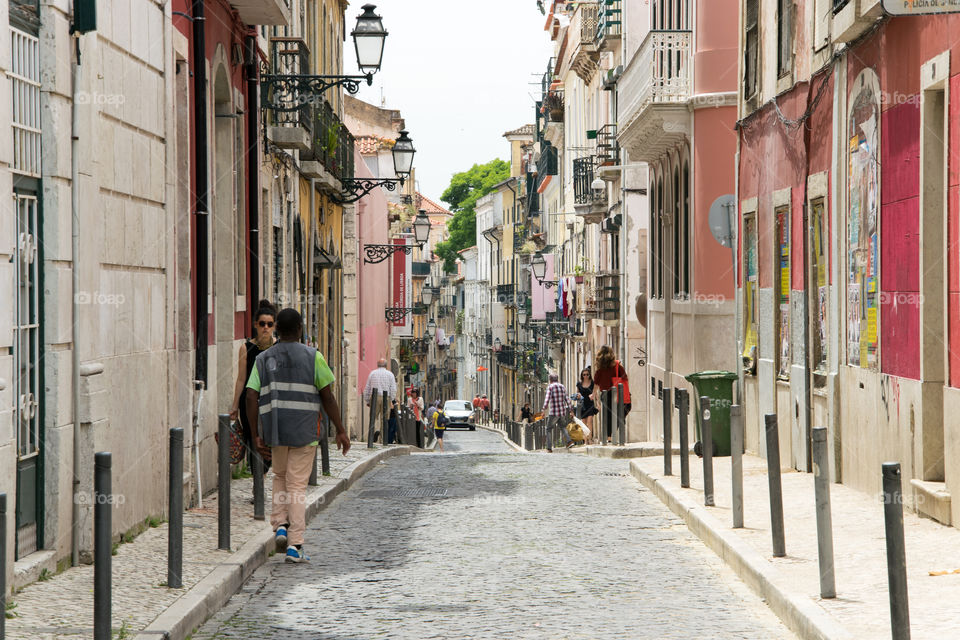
[
  {"xmin": 275, "ymin": 526, "xmax": 288, "ymax": 552},
  {"xmin": 285, "ymin": 546, "xmax": 309, "ymax": 563}
]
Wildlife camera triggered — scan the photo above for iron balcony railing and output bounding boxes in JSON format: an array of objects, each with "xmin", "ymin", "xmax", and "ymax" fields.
[
  {"xmin": 537, "ymin": 142, "xmax": 559, "ymax": 190},
  {"xmin": 497, "ymin": 283, "xmax": 516, "ymax": 306},
  {"xmin": 485, "ymin": 330, "xmax": 492, "ymax": 347},
  {"xmin": 597, "ymin": 0, "xmax": 622, "ymax": 42},
  {"xmin": 412, "ymin": 261, "xmax": 431, "ymax": 277},
  {"xmin": 618, "ymin": 30, "xmax": 692, "ymax": 125},
  {"xmin": 595, "ymin": 124, "xmax": 619, "ymax": 167},
  {"xmin": 301, "ymin": 98, "xmax": 355, "ymax": 182},
  {"xmin": 573, "ymin": 156, "xmax": 595, "ymax": 205},
  {"xmin": 497, "ymin": 348, "xmax": 516, "ymax": 367},
  {"xmin": 265, "ymin": 37, "xmax": 311, "ymax": 131},
  {"xmin": 579, "ymin": 3, "xmax": 599, "ymax": 44},
  {"xmin": 597, "ymin": 273, "xmax": 620, "ymax": 322}
]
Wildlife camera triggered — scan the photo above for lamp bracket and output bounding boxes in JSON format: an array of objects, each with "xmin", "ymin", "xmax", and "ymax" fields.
[
  {"xmin": 334, "ymin": 177, "xmax": 405, "ymax": 204},
  {"xmin": 261, "ymin": 73, "xmax": 373, "ymax": 111},
  {"xmin": 364, "ymin": 243, "xmax": 412, "ymax": 264},
  {"xmin": 384, "ymin": 306, "xmax": 425, "ymax": 323}
]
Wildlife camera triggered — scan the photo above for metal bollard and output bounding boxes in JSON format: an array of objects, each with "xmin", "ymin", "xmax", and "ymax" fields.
[
  {"xmin": 602, "ymin": 389, "xmax": 611, "ymax": 445},
  {"xmin": 617, "ymin": 383, "xmax": 625, "ymax": 446},
  {"xmin": 882, "ymin": 462, "xmax": 911, "ymax": 639},
  {"xmin": 662, "ymin": 387, "xmax": 672, "ymax": 476},
  {"xmin": 700, "ymin": 396, "xmax": 714, "ymax": 507},
  {"xmin": 217, "ymin": 414, "xmax": 231, "ymax": 551},
  {"xmin": 94, "ymin": 452, "xmax": 112, "ymax": 640},
  {"xmin": 381, "ymin": 390, "xmax": 390, "ymax": 445},
  {"xmin": 367, "ymin": 394, "xmax": 377, "ymax": 449},
  {"xmin": 764, "ymin": 413, "xmax": 786, "ymax": 557},
  {"xmin": 168, "ymin": 428, "xmax": 184, "ymax": 588},
  {"xmin": 812, "ymin": 427, "xmax": 835, "ymax": 598},
  {"xmin": 676, "ymin": 389, "xmax": 690, "ymax": 488},
  {"xmin": 319, "ymin": 414, "xmax": 331, "ymax": 476},
  {"xmin": 731, "ymin": 405, "xmax": 744, "ymax": 529},
  {"xmin": 308, "ymin": 445, "xmax": 318, "ymax": 486},
  {"xmin": 1, "ymin": 493, "xmax": 6, "ymax": 640},
  {"xmin": 252, "ymin": 444, "xmax": 266, "ymax": 518}
]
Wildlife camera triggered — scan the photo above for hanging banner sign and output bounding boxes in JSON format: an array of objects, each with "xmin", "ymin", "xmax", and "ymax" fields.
[{"xmin": 883, "ymin": 0, "xmax": 960, "ymax": 15}]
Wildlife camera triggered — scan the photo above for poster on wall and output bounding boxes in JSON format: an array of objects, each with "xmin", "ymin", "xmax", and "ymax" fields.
[{"xmin": 847, "ymin": 76, "xmax": 880, "ymax": 369}]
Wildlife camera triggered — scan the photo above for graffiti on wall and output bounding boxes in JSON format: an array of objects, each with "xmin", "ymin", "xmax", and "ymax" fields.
[{"xmin": 847, "ymin": 71, "xmax": 880, "ymax": 369}]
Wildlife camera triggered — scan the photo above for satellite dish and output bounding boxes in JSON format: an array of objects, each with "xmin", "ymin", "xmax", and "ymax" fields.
[{"xmin": 708, "ymin": 194, "xmax": 736, "ymax": 248}]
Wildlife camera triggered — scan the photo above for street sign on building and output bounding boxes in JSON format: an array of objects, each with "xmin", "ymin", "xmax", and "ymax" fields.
[{"xmin": 882, "ymin": 0, "xmax": 960, "ymax": 15}]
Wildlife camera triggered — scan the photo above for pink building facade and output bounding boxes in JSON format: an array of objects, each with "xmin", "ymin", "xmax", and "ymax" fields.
[
  {"xmin": 618, "ymin": 0, "xmax": 739, "ymax": 442},
  {"xmin": 736, "ymin": 5, "xmax": 960, "ymax": 528}
]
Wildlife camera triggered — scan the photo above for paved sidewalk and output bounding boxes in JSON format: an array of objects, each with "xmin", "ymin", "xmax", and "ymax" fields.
[
  {"xmin": 4, "ymin": 442, "xmax": 408, "ymax": 640},
  {"xmin": 631, "ymin": 452, "xmax": 960, "ymax": 640}
]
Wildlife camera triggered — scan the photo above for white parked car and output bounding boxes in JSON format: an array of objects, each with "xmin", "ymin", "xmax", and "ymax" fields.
[{"xmin": 443, "ymin": 400, "xmax": 476, "ymax": 430}]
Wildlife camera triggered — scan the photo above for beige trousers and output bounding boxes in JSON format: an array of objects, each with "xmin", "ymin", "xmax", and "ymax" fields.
[{"xmin": 270, "ymin": 444, "xmax": 317, "ymax": 546}]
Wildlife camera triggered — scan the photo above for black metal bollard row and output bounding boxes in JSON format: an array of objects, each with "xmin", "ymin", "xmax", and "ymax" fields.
[
  {"xmin": 730, "ymin": 404, "xmax": 744, "ymax": 529},
  {"xmin": 812, "ymin": 427, "xmax": 835, "ymax": 598}
]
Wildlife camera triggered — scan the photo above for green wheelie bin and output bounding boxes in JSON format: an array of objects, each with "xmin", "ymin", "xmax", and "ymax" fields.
[{"xmin": 684, "ymin": 370, "xmax": 737, "ymax": 457}]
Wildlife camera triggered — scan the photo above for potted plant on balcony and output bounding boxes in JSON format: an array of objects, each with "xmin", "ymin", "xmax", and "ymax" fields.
[{"xmin": 543, "ymin": 92, "xmax": 564, "ymax": 122}]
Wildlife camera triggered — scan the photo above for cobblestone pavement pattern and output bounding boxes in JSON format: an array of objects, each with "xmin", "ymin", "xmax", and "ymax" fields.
[
  {"xmin": 4, "ymin": 442, "xmax": 385, "ymax": 639},
  {"xmin": 196, "ymin": 429, "xmax": 796, "ymax": 639}
]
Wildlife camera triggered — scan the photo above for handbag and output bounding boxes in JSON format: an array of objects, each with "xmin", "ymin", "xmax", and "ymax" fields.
[
  {"xmin": 612, "ymin": 360, "xmax": 632, "ymax": 405},
  {"xmin": 214, "ymin": 419, "xmax": 246, "ymax": 465},
  {"xmin": 567, "ymin": 423, "xmax": 585, "ymax": 441}
]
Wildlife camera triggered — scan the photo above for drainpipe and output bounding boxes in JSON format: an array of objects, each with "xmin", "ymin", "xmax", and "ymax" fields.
[
  {"xmin": 70, "ymin": 32, "xmax": 82, "ymax": 568},
  {"xmin": 245, "ymin": 32, "xmax": 259, "ymax": 311},
  {"xmin": 192, "ymin": 0, "xmax": 209, "ymax": 386}
]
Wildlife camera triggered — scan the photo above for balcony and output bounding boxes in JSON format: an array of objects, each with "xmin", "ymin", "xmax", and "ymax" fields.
[
  {"xmin": 497, "ymin": 348, "xmax": 516, "ymax": 368},
  {"xmin": 263, "ymin": 38, "xmax": 312, "ymax": 151},
  {"xmin": 595, "ymin": 124, "xmax": 619, "ymax": 169},
  {"xmin": 496, "ymin": 283, "xmax": 516, "ymax": 306},
  {"xmin": 300, "ymin": 99, "xmax": 355, "ymax": 188},
  {"xmin": 596, "ymin": 0, "xmax": 622, "ymax": 52},
  {"xmin": 537, "ymin": 142, "xmax": 559, "ymax": 192},
  {"xmin": 596, "ymin": 273, "xmax": 620, "ymax": 324},
  {"xmin": 569, "ymin": 3, "xmax": 600, "ymax": 82},
  {"xmin": 617, "ymin": 30, "xmax": 693, "ymax": 164},
  {"xmin": 573, "ymin": 156, "xmax": 605, "ymax": 224},
  {"xmin": 412, "ymin": 261, "xmax": 431, "ymax": 277},
  {"xmin": 229, "ymin": 0, "xmax": 290, "ymax": 25}
]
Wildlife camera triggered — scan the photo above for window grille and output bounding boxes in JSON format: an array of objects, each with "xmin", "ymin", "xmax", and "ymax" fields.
[{"xmin": 10, "ymin": 27, "xmax": 41, "ymax": 177}]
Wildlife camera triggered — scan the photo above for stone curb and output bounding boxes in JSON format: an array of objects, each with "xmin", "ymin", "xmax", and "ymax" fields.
[
  {"xmin": 583, "ymin": 443, "xmax": 687, "ymax": 459},
  {"xmin": 628, "ymin": 460, "xmax": 854, "ymax": 640},
  {"xmin": 476, "ymin": 423, "xmax": 526, "ymax": 453},
  {"xmin": 135, "ymin": 445, "xmax": 413, "ymax": 640}
]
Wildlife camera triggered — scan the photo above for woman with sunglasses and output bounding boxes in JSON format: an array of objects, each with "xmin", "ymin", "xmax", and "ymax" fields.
[
  {"xmin": 230, "ymin": 299, "xmax": 278, "ymax": 469},
  {"xmin": 577, "ymin": 367, "xmax": 598, "ymax": 444}
]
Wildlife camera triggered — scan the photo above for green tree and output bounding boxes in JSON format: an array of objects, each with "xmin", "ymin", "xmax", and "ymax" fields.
[{"xmin": 435, "ymin": 158, "xmax": 510, "ymax": 272}]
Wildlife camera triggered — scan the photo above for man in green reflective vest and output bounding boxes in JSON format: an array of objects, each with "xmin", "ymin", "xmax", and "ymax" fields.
[{"xmin": 246, "ymin": 308, "xmax": 350, "ymax": 563}]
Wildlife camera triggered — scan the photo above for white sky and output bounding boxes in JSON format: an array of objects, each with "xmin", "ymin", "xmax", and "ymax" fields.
[{"xmin": 349, "ymin": 1, "xmax": 554, "ymax": 206}]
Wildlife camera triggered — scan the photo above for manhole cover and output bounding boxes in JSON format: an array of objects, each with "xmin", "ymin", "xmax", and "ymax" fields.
[{"xmin": 360, "ymin": 487, "xmax": 449, "ymax": 499}]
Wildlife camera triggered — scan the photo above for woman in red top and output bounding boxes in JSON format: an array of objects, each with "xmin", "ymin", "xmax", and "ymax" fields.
[{"xmin": 593, "ymin": 346, "xmax": 631, "ymax": 443}]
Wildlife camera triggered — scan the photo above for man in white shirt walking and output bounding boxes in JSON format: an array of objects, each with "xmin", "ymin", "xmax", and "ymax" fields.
[{"xmin": 363, "ymin": 359, "xmax": 397, "ymax": 442}]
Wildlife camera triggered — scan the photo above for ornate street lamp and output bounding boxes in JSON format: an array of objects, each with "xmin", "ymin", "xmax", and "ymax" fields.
[
  {"xmin": 413, "ymin": 210, "xmax": 432, "ymax": 245},
  {"xmin": 518, "ymin": 305, "xmax": 528, "ymax": 325},
  {"xmin": 420, "ymin": 286, "xmax": 435, "ymax": 306},
  {"xmin": 531, "ymin": 252, "xmax": 558, "ymax": 288},
  {"xmin": 494, "ymin": 337, "xmax": 502, "ymax": 352},
  {"xmin": 393, "ymin": 130, "xmax": 416, "ymax": 181},
  {"xmin": 352, "ymin": 4, "xmax": 388, "ymax": 75},
  {"xmin": 262, "ymin": 4, "xmax": 388, "ymax": 105},
  {"xmin": 506, "ymin": 325, "xmax": 516, "ymax": 342},
  {"xmin": 427, "ymin": 318, "xmax": 437, "ymax": 337}
]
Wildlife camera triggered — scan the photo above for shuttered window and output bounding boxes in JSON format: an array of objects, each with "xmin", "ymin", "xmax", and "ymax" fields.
[
  {"xmin": 744, "ymin": 0, "xmax": 759, "ymax": 100},
  {"xmin": 777, "ymin": 0, "xmax": 793, "ymax": 78}
]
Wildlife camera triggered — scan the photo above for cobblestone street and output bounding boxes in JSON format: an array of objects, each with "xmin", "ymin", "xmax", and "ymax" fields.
[{"xmin": 195, "ymin": 429, "xmax": 795, "ymax": 639}]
